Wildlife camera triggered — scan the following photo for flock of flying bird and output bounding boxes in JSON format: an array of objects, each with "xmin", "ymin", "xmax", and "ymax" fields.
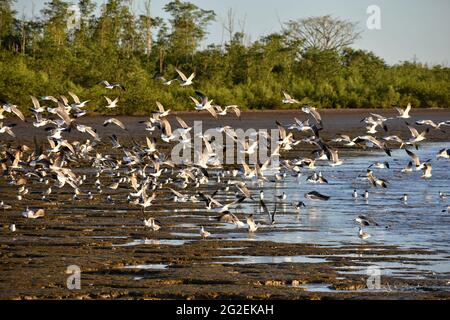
[{"xmin": 1, "ymin": 69, "xmax": 449, "ymax": 242}]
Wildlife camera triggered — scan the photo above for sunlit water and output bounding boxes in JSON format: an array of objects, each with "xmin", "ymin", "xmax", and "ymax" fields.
[
  {"xmin": 185, "ymin": 143, "xmax": 450, "ymax": 280},
  {"xmin": 116, "ymin": 142, "xmax": 450, "ymax": 287}
]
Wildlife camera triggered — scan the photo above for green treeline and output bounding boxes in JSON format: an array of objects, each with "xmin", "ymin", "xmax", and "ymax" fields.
[{"xmin": 0, "ymin": 0, "xmax": 449, "ymax": 115}]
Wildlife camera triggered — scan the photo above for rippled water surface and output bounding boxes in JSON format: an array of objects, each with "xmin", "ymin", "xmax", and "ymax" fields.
[{"xmin": 185, "ymin": 142, "xmax": 450, "ymax": 278}]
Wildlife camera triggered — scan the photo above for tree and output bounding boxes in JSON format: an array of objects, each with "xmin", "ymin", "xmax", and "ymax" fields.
[
  {"xmin": 0, "ymin": 0, "xmax": 16, "ymax": 48},
  {"xmin": 164, "ymin": 0, "xmax": 215, "ymax": 62},
  {"xmin": 284, "ymin": 15, "xmax": 361, "ymax": 52},
  {"xmin": 140, "ymin": 0, "xmax": 153, "ymax": 58},
  {"xmin": 41, "ymin": 0, "xmax": 70, "ymax": 47},
  {"xmin": 0, "ymin": 1, "xmax": 449, "ymax": 112},
  {"xmin": 76, "ymin": 0, "xmax": 96, "ymax": 40}
]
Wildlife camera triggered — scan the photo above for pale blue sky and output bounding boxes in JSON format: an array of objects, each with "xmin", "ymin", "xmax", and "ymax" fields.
[{"xmin": 13, "ymin": 0, "xmax": 450, "ymax": 65}]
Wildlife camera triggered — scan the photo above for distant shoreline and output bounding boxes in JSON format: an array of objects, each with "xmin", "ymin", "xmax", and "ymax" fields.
[
  {"xmin": 68, "ymin": 107, "xmax": 450, "ymax": 117},
  {"xmin": 3, "ymin": 108, "xmax": 450, "ymax": 144}
]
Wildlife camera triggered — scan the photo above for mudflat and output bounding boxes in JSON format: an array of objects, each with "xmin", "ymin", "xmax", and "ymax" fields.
[{"xmin": 0, "ymin": 109, "xmax": 449, "ymax": 299}]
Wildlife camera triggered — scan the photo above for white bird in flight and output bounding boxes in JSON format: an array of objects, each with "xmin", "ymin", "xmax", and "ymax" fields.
[{"xmin": 175, "ymin": 68, "xmax": 195, "ymax": 86}]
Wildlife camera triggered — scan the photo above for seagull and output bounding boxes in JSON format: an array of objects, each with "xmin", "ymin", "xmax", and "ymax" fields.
[
  {"xmin": 22, "ymin": 207, "xmax": 45, "ymax": 219},
  {"xmin": 175, "ymin": 68, "xmax": 195, "ymax": 86},
  {"xmin": 30, "ymin": 95, "xmax": 46, "ymax": 113},
  {"xmin": 400, "ymin": 194, "xmax": 408, "ymax": 203},
  {"xmin": 352, "ymin": 190, "xmax": 358, "ymax": 199},
  {"xmin": 395, "ymin": 103, "xmax": 412, "ymax": 119},
  {"xmin": 295, "ymin": 201, "xmax": 306, "ymax": 212},
  {"xmin": 366, "ymin": 169, "xmax": 388, "ymax": 188},
  {"xmin": 214, "ymin": 211, "xmax": 245, "ymax": 228},
  {"xmin": 103, "ymin": 118, "xmax": 127, "ymax": 130},
  {"xmin": 9, "ymin": 224, "xmax": 16, "ymax": 232},
  {"xmin": 68, "ymin": 91, "xmax": 90, "ymax": 109},
  {"xmin": 98, "ymin": 80, "xmax": 125, "ymax": 90},
  {"xmin": 330, "ymin": 149, "xmax": 343, "ymax": 166},
  {"xmin": 0, "ymin": 122, "xmax": 16, "ymax": 137},
  {"xmin": 363, "ymin": 116, "xmax": 387, "ymax": 134},
  {"xmin": 301, "ymin": 106, "xmax": 322, "ymax": 125},
  {"xmin": 104, "ymin": 96, "xmax": 119, "ymax": 109},
  {"xmin": 401, "ymin": 161, "xmax": 414, "ymax": 173},
  {"xmin": 1, "ymin": 101, "xmax": 25, "ymax": 121},
  {"xmin": 364, "ymin": 190, "xmax": 369, "ymax": 200},
  {"xmin": 286, "ymin": 118, "xmax": 322, "ymax": 136},
  {"xmin": 405, "ymin": 149, "xmax": 430, "ymax": 170},
  {"xmin": 353, "ymin": 135, "xmax": 391, "ymax": 156},
  {"xmin": 307, "ymin": 172, "xmax": 328, "ymax": 184},
  {"xmin": 227, "ymin": 181, "xmax": 252, "ymax": 200},
  {"xmin": 190, "ymin": 91, "xmax": 217, "ymax": 119},
  {"xmin": 200, "ymin": 226, "xmax": 211, "ymax": 238},
  {"xmin": 355, "ymin": 215, "xmax": 379, "ymax": 227},
  {"xmin": 421, "ymin": 163, "xmax": 432, "ymax": 179},
  {"xmin": 382, "ymin": 135, "xmax": 404, "ymax": 146},
  {"xmin": 40, "ymin": 95, "xmax": 58, "ymax": 103},
  {"xmin": 168, "ymin": 188, "xmax": 189, "ymax": 203},
  {"xmin": 276, "ymin": 192, "xmax": 287, "ymax": 201},
  {"xmin": 139, "ymin": 193, "xmax": 156, "ymax": 212},
  {"xmin": 282, "ymin": 91, "xmax": 299, "ymax": 104},
  {"xmin": 305, "ymin": 191, "xmax": 330, "ymax": 201},
  {"xmin": 439, "ymin": 191, "xmax": 447, "ymax": 200},
  {"xmin": 155, "ymin": 101, "xmax": 171, "ymax": 117},
  {"xmin": 332, "ymin": 134, "xmax": 356, "ymax": 147},
  {"xmin": 369, "ymin": 162, "xmax": 390, "ymax": 169},
  {"xmin": 246, "ymin": 214, "xmax": 259, "ymax": 232},
  {"xmin": 414, "ymin": 119, "xmax": 450, "ymax": 130},
  {"xmin": 358, "ymin": 227, "xmax": 371, "ymax": 240},
  {"xmin": 259, "ymin": 199, "xmax": 277, "ymax": 225},
  {"xmin": 143, "ymin": 217, "xmax": 162, "ymax": 231},
  {"xmin": 160, "ymin": 118, "xmax": 178, "ymax": 142},
  {"xmin": 159, "ymin": 76, "xmax": 178, "ymax": 86},
  {"xmin": 53, "ymin": 102, "xmax": 74, "ymax": 126},
  {"xmin": 76, "ymin": 124, "xmax": 100, "ymax": 141},
  {"xmin": 212, "ymin": 196, "xmax": 247, "ymax": 214},
  {"xmin": 437, "ymin": 149, "xmax": 450, "ymax": 159},
  {"xmin": 215, "ymin": 105, "xmax": 241, "ymax": 119},
  {"xmin": 109, "ymin": 134, "xmax": 122, "ymax": 148},
  {"xmin": 1, "ymin": 201, "xmax": 12, "ymax": 210},
  {"xmin": 366, "ymin": 122, "xmax": 381, "ymax": 134},
  {"xmin": 175, "ymin": 116, "xmax": 193, "ymax": 136},
  {"xmin": 403, "ymin": 123, "xmax": 429, "ymax": 147}
]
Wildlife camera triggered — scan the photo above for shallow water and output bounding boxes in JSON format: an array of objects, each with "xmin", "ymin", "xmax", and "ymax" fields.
[
  {"xmin": 185, "ymin": 142, "xmax": 450, "ymax": 279},
  {"xmin": 123, "ymin": 264, "xmax": 168, "ymax": 270},
  {"xmin": 215, "ymin": 255, "xmax": 328, "ymax": 264},
  {"xmin": 113, "ymin": 238, "xmax": 188, "ymax": 247}
]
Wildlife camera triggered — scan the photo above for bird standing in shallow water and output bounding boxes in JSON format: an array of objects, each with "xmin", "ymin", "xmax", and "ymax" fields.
[
  {"xmin": 276, "ymin": 192, "xmax": 287, "ymax": 201},
  {"xmin": 295, "ymin": 201, "xmax": 306, "ymax": 213},
  {"xmin": 246, "ymin": 214, "xmax": 259, "ymax": 233},
  {"xmin": 401, "ymin": 194, "xmax": 408, "ymax": 203},
  {"xmin": 200, "ymin": 226, "xmax": 211, "ymax": 238},
  {"xmin": 22, "ymin": 207, "xmax": 45, "ymax": 219},
  {"xmin": 143, "ymin": 218, "xmax": 162, "ymax": 231},
  {"xmin": 358, "ymin": 227, "xmax": 371, "ymax": 240}
]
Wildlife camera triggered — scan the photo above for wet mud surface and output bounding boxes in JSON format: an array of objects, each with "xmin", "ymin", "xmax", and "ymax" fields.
[{"xmin": 1, "ymin": 109, "xmax": 449, "ymax": 299}]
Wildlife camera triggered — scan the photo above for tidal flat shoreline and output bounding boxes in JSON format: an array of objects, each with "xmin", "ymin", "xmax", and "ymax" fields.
[
  {"xmin": 0, "ymin": 109, "xmax": 449, "ymax": 299},
  {"xmin": 3, "ymin": 108, "xmax": 450, "ymax": 143}
]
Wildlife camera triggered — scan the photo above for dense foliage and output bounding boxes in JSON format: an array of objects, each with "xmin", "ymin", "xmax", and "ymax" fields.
[{"xmin": 1, "ymin": 0, "xmax": 449, "ymax": 115}]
